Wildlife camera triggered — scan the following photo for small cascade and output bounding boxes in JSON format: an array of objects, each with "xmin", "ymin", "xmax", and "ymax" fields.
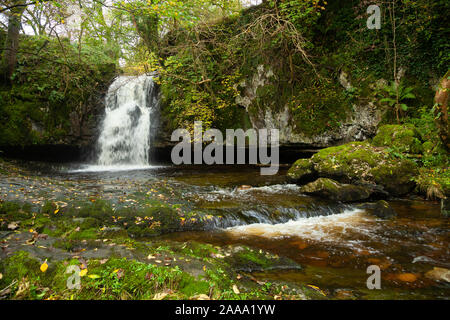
[{"xmin": 96, "ymin": 74, "xmax": 158, "ymax": 167}]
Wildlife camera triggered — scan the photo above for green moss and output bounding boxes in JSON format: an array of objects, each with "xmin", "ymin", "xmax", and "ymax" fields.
[
  {"xmin": 300, "ymin": 178, "xmax": 372, "ymax": 202},
  {"xmin": 287, "ymin": 158, "xmax": 315, "ymax": 181},
  {"xmin": 372, "ymin": 124, "xmax": 423, "ymax": 154},
  {"xmin": 0, "ymin": 34, "xmax": 116, "ymax": 147},
  {"xmin": 290, "ymin": 140, "xmax": 420, "ymax": 196}
]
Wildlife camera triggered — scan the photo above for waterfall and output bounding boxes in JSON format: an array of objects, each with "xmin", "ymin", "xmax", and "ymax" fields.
[{"xmin": 96, "ymin": 75, "xmax": 157, "ymax": 167}]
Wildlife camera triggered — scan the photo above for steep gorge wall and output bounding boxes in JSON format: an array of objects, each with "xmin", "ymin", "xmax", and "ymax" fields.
[{"xmin": 156, "ymin": 1, "xmax": 446, "ymax": 148}]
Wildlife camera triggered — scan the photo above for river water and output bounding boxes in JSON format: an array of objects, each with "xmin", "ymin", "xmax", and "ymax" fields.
[{"xmin": 2, "ymin": 162, "xmax": 448, "ymax": 299}]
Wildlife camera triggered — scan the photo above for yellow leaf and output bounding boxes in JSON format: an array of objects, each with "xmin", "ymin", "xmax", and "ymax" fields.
[
  {"xmin": 40, "ymin": 261, "xmax": 48, "ymax": 273},
  {"xmin": 79, "ymin": 269, "xmax": 88, "ymax": 277},
  {"xmin": 153, "ymin": 292, "xmax": 168, "ymax": 300},
  {"xmin": 54, "ymin": 209, "xmax": 59, "ymax": 214},
  {"xmin": 0, "ymin": 273, "xmax": 3, "ymax": 280},
  {"xmin": 88, "ymin": 274, "xmax": 100, "ymax": 279},
  {"xmin": 232, "ymin": 284, "xmax": 240, "ymax": 294},
  {"xmin": 307, "ymin": 284, "xmax": 326, "ymax": 296}
]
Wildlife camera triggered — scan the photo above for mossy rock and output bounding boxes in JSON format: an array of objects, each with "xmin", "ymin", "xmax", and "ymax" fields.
[
  {"xmin": 356, "ymin": 200, "xmax": 397, "ymax": 219},
  {"xmin": 287, "ymin": 158, "xmax": 316, "ymax": 183},
  {"xmin": 372, "ymin": 124, "xmax": 423, "ymax": 154},
  {"xmin": 223, "ymin": 246, "xmax": 301, "ymax": 273},
  {"xmin": 293, "ymin": 141, "xmax": 419, "ymax": 196},
  {"xmin": 422, "ymin": 141, "xmax": 434, "ymax": 155},
  {"xmin": 371, "ymin": 158, "xmax": 418, "ymax": 195},
  {"xmin": 300, "ymin": 178, "xmax": 372, "ymax": 202}
]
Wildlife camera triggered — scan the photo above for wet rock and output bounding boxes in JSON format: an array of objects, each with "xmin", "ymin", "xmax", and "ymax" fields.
[
  {"xmin": 300, "ymin": 178, "xmax": 372, "ymax": 202},
  {"xmin": 425, "ymin": 267, "xmax": 450, "ymax": 282},
  {"xmin": 372, "ymin": 124, "xmax": 423, "ymax": 154},
  {"xmin": 442, "ymin": 198, "xmax": 449, "ymax": 216},
  {"xmin": 357, "ymin": 200, "xmax": 397, "ymax": 219},
  {"xmin": 334, "ymin": 289, "xmax": 357, "ymax": 300},
  {"xmin": 224, "ymin": 246, "xmax": 301, "ymax": 273},
  {"xmin": 287, "ymin": 158, "xmax": 316, "ymax": 183},
  {"xmin": 289, "ymin": 141, "xmax": 418, "ymax": 196}
]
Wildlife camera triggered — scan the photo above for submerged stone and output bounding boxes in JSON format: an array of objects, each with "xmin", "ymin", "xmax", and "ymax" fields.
[{"xmin": 357, "ymin": 200, "xmax": 397, "ymax": 219}]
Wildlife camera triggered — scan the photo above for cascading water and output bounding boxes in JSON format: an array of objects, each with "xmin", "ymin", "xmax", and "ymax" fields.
[
  {"xmin": 70, "ymin": 74, "xmax": 158, "ymax": 173},
  {"xmin": 97, "ymin": 75, "xmax": 157, "ymax": 167}
]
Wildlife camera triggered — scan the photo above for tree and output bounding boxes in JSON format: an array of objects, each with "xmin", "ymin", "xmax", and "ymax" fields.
[
  {"xmin": 1, "ymin": 0, "xmax": 26, "ymax": 85},
  {"xmin": 434, "ymin": 72, "xmax": 450, "ymax": 152}
]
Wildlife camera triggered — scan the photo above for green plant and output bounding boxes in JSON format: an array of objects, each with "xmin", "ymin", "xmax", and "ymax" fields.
[{"xmin": 379, "ymin": 82, "xmax": 416, "ymax": 123}]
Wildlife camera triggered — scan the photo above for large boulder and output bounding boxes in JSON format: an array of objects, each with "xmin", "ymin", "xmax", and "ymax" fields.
[
  {"xmin": 300, "ymin": 178, "xmax": 372, "ymax": 202},
  {"xmin": 289, "ymin": 141, "xmax": 418, "ymax": 196},
  {"xmin": 372, "ymin": 124, "xmax": 423, "ymax": 154}
]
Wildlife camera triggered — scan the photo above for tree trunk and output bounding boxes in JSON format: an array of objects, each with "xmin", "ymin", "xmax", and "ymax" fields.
[
  {"xmin": 434, "ymin": 72, "xmax": 450, "ymax": 152},
  {"xmin": 1, "ymin": 2, "xmax": 26, "ymax": 85}
]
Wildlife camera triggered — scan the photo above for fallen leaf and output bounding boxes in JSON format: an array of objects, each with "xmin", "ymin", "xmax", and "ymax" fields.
[
  {"xmin": 115, "ymin": 268, "xmax": 124, "ymax": 279},
  {"xmin": 40, "ymin": 261, "xmax": 48, "ymax": 273},
  {"xmin": 307, "ymin": 285, "xmax": 326, "ymax": 296},
  {"xmin": 396, "ymin": 273, "xmax": 418, "ymax": 282},
  {"xmin": 88, "ymin": 274, "xmax": 100, "ymax": 279},
  {"xmin": 191, "ymin": 294, "xmax": 210, "ymax": 300},
  {"xmin": 425, "ymin": 267, "xmax": 450, "ymax": 282},
  {"xmin": 99, "ymin": 259, "xmax": 108, "ymax": 265},
  {"xmin": 153, "ymin": 292, "xmax": 168, "ymax": 300},
  {"xmin": 0, "ymin": 273, "xmax": 2, "ymax": 280},
  {"xmin": 7, "ymin": 222, "xmax": 18, "ymax": 230},
  {"xmin": 232, "ymin": 284, "xmax": 240, "ymax": 294},
  {"xmin": 79, "ymin": 269, "xmax": 88, "ymax": 277}
]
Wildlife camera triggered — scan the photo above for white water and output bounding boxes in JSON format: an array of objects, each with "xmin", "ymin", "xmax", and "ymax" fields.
[
  {"xmin": 73, "ymin": 75, "xmax": 158, "ymax": 172},
  {"xmin": 226, "ymin": 208, "xmax": 379, "ymax": 252}
]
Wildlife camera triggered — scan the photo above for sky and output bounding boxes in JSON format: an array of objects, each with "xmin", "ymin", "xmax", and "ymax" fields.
[{"xmin": 1, "ymin": 0, "xmax": 264, "ymax": 36}]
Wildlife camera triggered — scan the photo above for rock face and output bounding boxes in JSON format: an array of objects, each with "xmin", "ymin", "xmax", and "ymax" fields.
[
  {"xmin": 232, "ymin": 64, "xmax": 383, "ymax": 148},
  {"xmin": 356, "ymin": 200, "xmax": 397, "ymax": 219},
  {"xmin": 300, "ymin": 178, "xmax": 372, "ymax": 202},
  {"xmin": 289, "ymin": 141, "xmax": 418, "ymax": 197}
]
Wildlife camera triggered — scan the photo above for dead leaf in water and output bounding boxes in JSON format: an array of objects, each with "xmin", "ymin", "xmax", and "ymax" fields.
[
  {"xmin": 307, "ymin": 285, "xmax": 326, "ymax": 296},
  {"xmin": 396, "ymin": 273, "xmax": 418, "ymax": 282},
  {"xmin": 425, "ymin": 267, "xmax": 450, "ymax": 282}
]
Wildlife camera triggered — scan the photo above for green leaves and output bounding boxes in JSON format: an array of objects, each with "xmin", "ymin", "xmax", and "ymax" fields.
[{"xmin": 379, "ymin": 81, "xmax": 416, "ymax": 121}]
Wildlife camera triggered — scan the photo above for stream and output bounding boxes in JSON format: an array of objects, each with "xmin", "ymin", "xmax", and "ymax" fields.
[{"xmin": 1, "ymin": 162, "xmax": 448, "ymax": 299}]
